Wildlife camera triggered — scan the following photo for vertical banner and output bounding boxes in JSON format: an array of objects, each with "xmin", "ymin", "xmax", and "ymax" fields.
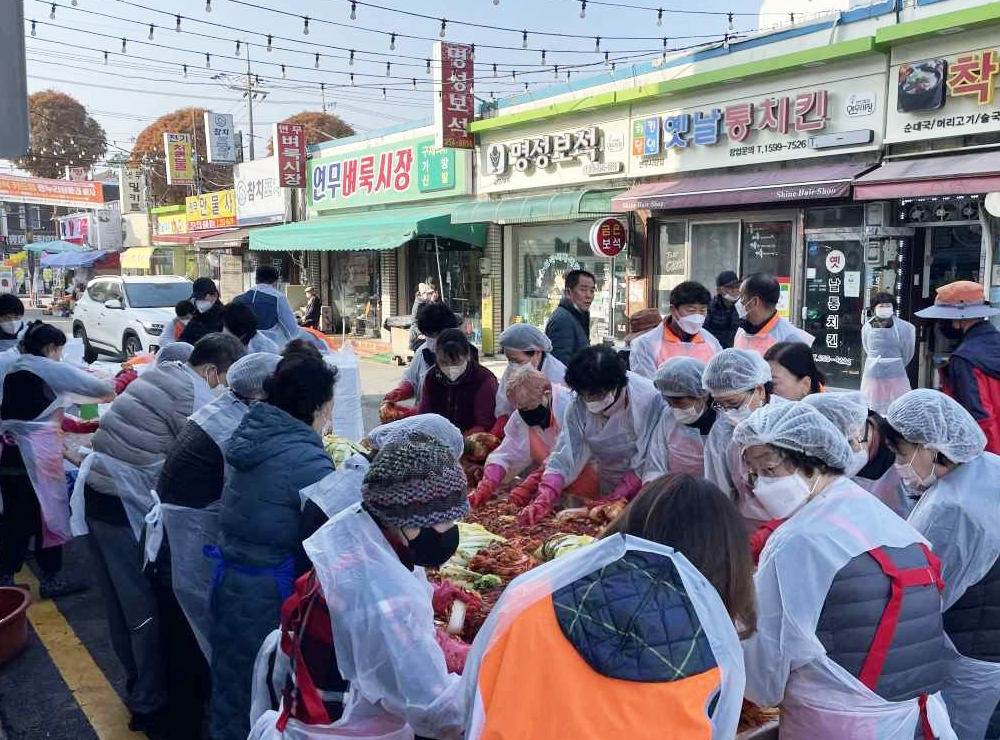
[
  {"xmin": 118, "ymin": 166, "xmax": 147, "ymax": 214},
  {"xmin": 433, "ymin": 42, "xmax": 475, "ymax": 150},
  {"xmin": 204, "ymin": 111, "xmax": 236, "ymax": 164},
  {"xmin": 163, "ymin": 132, "xmax": 195, "ymax": 186},
  {"xmin": 273, "ymin": 123, "xmax": 306, "ymax": 188}
]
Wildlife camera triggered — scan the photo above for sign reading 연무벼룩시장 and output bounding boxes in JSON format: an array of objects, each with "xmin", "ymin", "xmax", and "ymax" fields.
[
  {"xmin": 308, "ymin": 136, "xmax": 471, "ymax": 216},
  {"xmin": 186, "ymin": 189, "xmax": 236, "ymax": 231}
]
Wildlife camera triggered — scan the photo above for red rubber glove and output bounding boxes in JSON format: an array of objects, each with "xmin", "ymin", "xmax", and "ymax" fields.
[
  {"xmin": 489, "ymin": 415, "xmax": 510, "ymax": 440},
  {"xmin": 591, "ymin": 471, "xmax": 643, "ymax": 508},
  {"xmin": 750, "ymin": 518, "xmax": 787, "ymax": 566},
  {"xmin": 509, "ymin": 468, "xmax": 544, "ymax": 507},
  {"xmin": 469, "ymin": 464, "xmax": 504, "ymax": 508},
  {"xmin": 517, "ymin": 473, "xmax": 564, "ymax": 526},
  {"xmin": 382, "ymin": 381, "xmax": 415, "ymax": 403},
  {"xmin": 435, "ymin": 627, "xmax": 472, "ymax": 674},
  {"xmin": 114, "ymin": 368, "xmax": 138, "ymax": 396}
]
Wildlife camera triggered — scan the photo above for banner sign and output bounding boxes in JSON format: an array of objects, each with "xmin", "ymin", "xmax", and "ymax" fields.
[
  {"xmin": 156, "ymin": 213, "xmax": 187, "ymax": 236},
  {"xmin": 204, "ymin": 111, "xmax": 236, "ymax": 164},
  {"xmin": 434, "ymin": 42, "xmax": 475, "ymax": 150},
  {"xmin": 65, "ymin": 166, "xmax": 90, "ymax": 181},
  {"xmin": 234, "ymin": 156, "xmax": 290, "ymax": 226},
  {"xmin": 0, "ymin": 174, "xmax": 104, "ymax": 209},
  {"xmin": 118, "ymin": 166, "xmax": 147, "ymax": 214},
  {"xmin": 164, "ymin": 132, "xmax": 195, "ymax": 186},
  {"xmin": 589, "ymin": 218, "xmax": 627, "ymax": 257},
  {"xmin": 274, "ymin": 123, "xmax": 307, "ymax": 188},
  {"xmin": 185, "ymin": 189, "xmax": 236, "ymax": 231}
]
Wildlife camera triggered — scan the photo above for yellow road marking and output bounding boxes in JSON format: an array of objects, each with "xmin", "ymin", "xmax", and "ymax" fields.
[{"xmin": 16, "ymin": 566, "xmax": 145, "ymax": 740}]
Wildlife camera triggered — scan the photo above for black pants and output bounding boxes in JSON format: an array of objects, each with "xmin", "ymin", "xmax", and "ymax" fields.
[{"xmin": 0, "ymin": 471, "xmax": 62, "ymax": 576}]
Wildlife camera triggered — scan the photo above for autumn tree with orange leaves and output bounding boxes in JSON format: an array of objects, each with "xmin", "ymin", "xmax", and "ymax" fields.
[
  {"xmin": 266, "ymin": 111, "xmax": 354, "ymax": 155},
  {"xmin": 16, "ymin": 90, "xmax": 106, "ymax": 179}
]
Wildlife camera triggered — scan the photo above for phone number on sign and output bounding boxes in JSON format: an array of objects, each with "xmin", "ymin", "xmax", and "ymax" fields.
[{"xmin": 729, "ymin": 140, "xmax": 808, "ymax": 157}]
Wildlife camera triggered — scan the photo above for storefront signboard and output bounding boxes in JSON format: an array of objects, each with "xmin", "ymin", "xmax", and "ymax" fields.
[
  {"xmin": 0, "ymin": 174, "xmax": 104, "ymax": 209},
  {"xmin": 204, "ymin": 111, "xmax": 237, "ymax": 164},
  {"xmin": 629, "ymin": 73, "xmax": 883, "ymax": 175},
  {"xmin": 219, "ymin": 254, "xmax": 243, "ymax": 302},
  {"xmin": 163, "ymin": 133, "xmax": 195, "ymax": 186},
  {"xmin": 156, "ymin": 212, "xmax": 187, "ymax": 236},
  {"xmin": 309, "ymin": 136, "xmax": 471, "ymax": 216},
  {"xmin": 274, "ymin": 123, "xmax": 307, "ymax": 188},
  {"xmin": 186, "ymin": 189, "xmax": 236, "ymax": 231},
  {"xmin": 234, "ymin": 156, "xmax": 291, "ymax": 226},
  {"xmin": 887, "ymin": 33, "xmax": 1000, "ymax": 143},
  {"xmin": 118, "ymin": 166, "xmax": 147, "ymax": 214},
  {"xmin": 434, "ymin": 42, "xmax": 475, "ymax": 150},
  {"xmin": 589, "ymin": 217, "xmax": 627, "ymax": 257}
]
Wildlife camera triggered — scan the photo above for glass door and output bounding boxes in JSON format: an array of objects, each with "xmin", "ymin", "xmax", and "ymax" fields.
[{"xmin": 689, "ymin": 221, "xmax": 740, "ymax": 293}]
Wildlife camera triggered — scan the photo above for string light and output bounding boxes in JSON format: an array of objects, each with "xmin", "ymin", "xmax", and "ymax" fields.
[
  {"xmin": 103, "ymin": 50, "xmax": 108, "ymax": 64},
  {"xmin": 350, "ymin": 72, "xmax": 355, "ymax": 85},
  {"xmin": 281, "ymin": 63, "xmax": 286, "ymax": 77},
  {"xmin": 522, "ymin": 30, "xmax": 528, "ymax": 49},
  {"xmin": 411, "ymin": 77, "xmax": 416, "ymax": 89},
  {"xmin": 205, "ymin": 52, "xmax": 211, "ymax": 67},
  {"xmin": 789, "ymin": 12, "xmax": 795, "ymax": 22},
  {"xmin": 350, "ymin": 2, "xmax": 357, "ymax": 20},
  {"xmin": 174, "ymin": 14, "xmax": 181, "ymax": 32},
  {"xmin": 49, "ymin": 4, "xmax": 56, "ymax": 20},
  {"xmin": 30, "ymin": 20, "xmax": 36, "ymax": 36},
  {"xmin": 121, "ymin": 37, "xmax": 126, "ymax": 52},
  {"xmin": 579, "ymin": 1, "xmax": 587, "ymax": 19},
  {"xmin": 182, "ymin": 63, "xmax": 187, "ymax": 77},
  {"xmin": 381, "ymin": 87, "xmax": 387, "ymax": 99},
  {"xmin": 566, "ymin": 69, "xmax": 571, "ymax": 79},
  {"xmin": 594, "ymin": 36, "xmax": 600, "ymax": 53},
  {"xmin": 728, "ymin": 12, "xmax": 734, "ymax": 30},
  {"xmin": 147, "ymin": 23, "xmax": 154, "ymax": 40},
  {"xmin": 389, "ymin": 33, "xmax": 396, "ymax": 50},
  {"xmin": 302, "ymin": 16, "xmax": 309, "ymax": 35},
  {"xmin": 611, "ymin": 61, "xmax": 616, "ymax": 73},
  {"xmin": 71, "ymin": 0, "xmax": 77, "ymax": 5},
  {"xmin": 492, "ymin": 62, "xmax": 497, "ymax": 74},
  {"xmin": 266, "ymin": 34, "xmax": 272, "ymax": 51},
  {"xmin": 235, "ymin": 39, "xmax": 241, "ymax": 56},
  {"xmin": 385, "ymin": 61, "xmax": 391, "ymax": 76},
  {"xmin": 205, "ymin": 0, "xmax": 211, "ymax": 12},
  {"xmin": 541, "ymin": 49, "xmax": 546, "ymax": 64},
  {"xmin": 554, "ymin": 64, "xmax": 559, "ymax": 78},
  {"xmin": 603, "ymin": 50, "xmax": 609, "ymax": 65},
  {"xmin": 425, "ymin": 57, "xmax": 431, "ymax": 74},
  {"xmin": 657, "ymin": 8, "xmax": 663, "ymax": 26},
  {"xmin": 439, "ymin": 19, "xmax": 447, "ymax": 38},
  {"xmin": 349, "ymin": 50, "xmax": 355, "ymax": 66},
  {"xmin": 524, "ymin": 82, "xmax": 528, "ymax": 91},
  {"xmin": 314, "ymin": 52, "xmax": 320, "ymax": 68},
  {"xmin": 662, "ymin": 36, "xmax": 668, "ymax": 59}
]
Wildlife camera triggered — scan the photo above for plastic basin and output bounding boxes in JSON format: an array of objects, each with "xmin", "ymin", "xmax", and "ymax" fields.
[{"xmin": 0, "ymin": 587, "xmax": 32, "ymax": 665}]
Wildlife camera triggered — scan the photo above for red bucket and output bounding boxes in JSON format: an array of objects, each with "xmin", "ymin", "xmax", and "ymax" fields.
[{"xmin": 0, "ymin": 587, "xmax": 31, "ymax": 665}]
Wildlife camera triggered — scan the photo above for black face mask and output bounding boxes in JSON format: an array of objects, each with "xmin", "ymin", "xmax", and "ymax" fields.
[
  {"xmin": 939, "ymin": 323, "xmax": 965, "ymax": 341},
  {"xmin": 405, "ymin": 524, "xmax": 460, "ymax": 567},
  {"xmin": 422, "ymin": 347, "xmax": 436, "ymax": 365},
  {"xmin": 519, "ymin": 403, "xmax": 550, "ymax": 428}
]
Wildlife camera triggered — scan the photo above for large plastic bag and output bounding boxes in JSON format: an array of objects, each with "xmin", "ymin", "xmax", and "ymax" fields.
[
  {"xmin": 299, "ymin": 455, "xmax": 370, "ymax": 517},
  {"xmin": 248, "ymin": 709, "xmax": 413, "ymax": 740},
  {"xmin": 1, "ymin": 418, "xmax": 72, "ymax": 547},
  {"xmin": 250, "ymin": 629, "xmax": 289, "ymax": 727},
  {"xmin": 325, "ymin": 345, "xmax": 364, "ymax": 442}
]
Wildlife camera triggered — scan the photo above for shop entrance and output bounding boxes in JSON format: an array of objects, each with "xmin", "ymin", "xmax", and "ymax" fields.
[{"xmin": 408, "ymin": 237, "xmax": 483, "ymax": 343}]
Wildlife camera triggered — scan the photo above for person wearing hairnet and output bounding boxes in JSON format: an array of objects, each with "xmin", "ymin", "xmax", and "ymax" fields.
[
  {"xmin": 490, "ymin": 323, "xmax": 566, "ymax": 437},
  {"xmin": 525, "ymin": 346, "xmax": 662, "ymax": 525},
  {"xmin": 470, "ymin": 366, "xmax": 598, "ymax": 508},
  {"xmin": 701, "ymin": 348, "xmax": 784, "ymax": 529},
  {"xmin": 860, "ymin": 293, "xmax": 916, "ymax": 414},
  {"xmin": 736, "ymin": 403, "xmax": 955, "ymax": 740},
  {"xmin": 297, "ymin": 437, "xmax": 469, "ymax": 740},
  {"xmin": 642, "ymin": 357, "xmax": 717, "ymax": 482},
  {"xmin": 629, "ymin": 281, "xmax": 722, "ymax": 379},
  {"xmin": 884, "ymin": 389, "xmax": 1000, "ymax": 739}
]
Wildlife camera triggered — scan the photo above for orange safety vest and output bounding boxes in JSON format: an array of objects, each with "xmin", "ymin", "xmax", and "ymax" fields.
[
  {"xmin": 734, "ymin": 313, "xmax": 782, "ymax": 355},
  {"xmin": 655, "ymin": 324, "xmax": 717, "ymax": 366},
  {"xmin": 527, "ymin": 411, "xmax": 600, "ymax": 499}
]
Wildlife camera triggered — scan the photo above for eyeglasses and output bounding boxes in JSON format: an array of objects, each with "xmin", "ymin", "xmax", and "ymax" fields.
[{"xmin": 712, "ymin": 392, "xmax": 752, "ymax": 412}]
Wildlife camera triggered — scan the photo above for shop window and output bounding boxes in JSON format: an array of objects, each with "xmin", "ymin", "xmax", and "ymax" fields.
[
  {"xmin": 805, "ymin": 206, "xmax": 863, "ymax": 230},
  {"xmin": 409, "ymin": 239, "xmax": 482, "ymax": 344},
  {"xmin": 689, "ymin": 222, "xmax": 740, "ymax": 292},
  {"xmin": 655, "ymin": 221, "xmax": 686, "ymax": 311},
  {"xmin": 330, "ymin": 251, "xmax": 381, "ymax": 338}
]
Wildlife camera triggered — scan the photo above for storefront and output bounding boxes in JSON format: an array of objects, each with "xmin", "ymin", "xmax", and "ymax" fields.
[
  {"xmin": 252, "ymin": 126, "xmax": 481, "ymax": 343},
  {"xmin": 147, "ymin": 205, "xmax": 195, "ymax": 277},
  {"xmin": 232, "ymin": 155, "xmax": 296, "ymax": 295}
]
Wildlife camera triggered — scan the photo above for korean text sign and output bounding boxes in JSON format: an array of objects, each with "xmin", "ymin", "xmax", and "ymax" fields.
[
  {"xmin": 274, "ymin": 123, "xmax": 307, "ymax": 188},
  {"xmin": 308, "ymin": 137, "xmax": 468, "ymax": 216},
  {"xmin": 434, "ymin": 42, "xmax": 475, "ymax": 150},
  {"xmin": 0, "ymin": 174, "xmax": 103, "ymax": 209},
  {"xmin": 589, "ymin": 218, "xmax": 627, "ymax": 258},
  {"xmin": 163, "ymin": 132, "xmax": 195, "ymax": 186},
  {"xmin": 118, "ymin": 167, "xmax": 147, "ymax": 214},
  {"xmin": 185, "ymin": 189, "xmax": 236, "ymax": 231},
  {"xmin": 235, "ymin": 156, "xmax": 290, "ymax": 226},
  {"xmin": 204, "ymin": 111, "xmax": 236, "ymax": 164}
]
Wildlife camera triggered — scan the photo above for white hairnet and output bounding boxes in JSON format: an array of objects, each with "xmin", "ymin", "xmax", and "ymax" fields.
[
  {"xmin": 227, "ymin": 352, "xmax": 280, "ymax": 399},
  {"xmin": 802, "ymin": 391, "xmax": 868, "ymax": 439},
  {"xmin": 367, "ymin": 413, "xmax": 464, "ymax": 459},
  {"xmin": 733, "ymin": 401, "xmax": 852, "ymax": 471},
  {"xmin": 654, "ymin": 356, "xmax": 709, "ymax": 398},
  {"xmin": 498, "ymin": 323, "xmax": 552, "ymax": 353},
  {"xmin": 156, "ymin": 342, "xmax": 194, "ymax": 364},
  {"xmin": 702, "ymin": 348, "xmax": 772, "ymax": 397},
  {"xmin": 885, "ymin": 388, "xmax": 987, "ymax": 463}
]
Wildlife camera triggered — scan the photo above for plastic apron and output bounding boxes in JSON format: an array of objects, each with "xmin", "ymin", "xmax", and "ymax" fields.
[
  {"xmin": 160, "ymin": 502, "xmax": 220, "ymax": 662},
  {"xmin": 629, "ymin": 323, "xmax": 720, "ymax": 379},
  {"xmin": 299, "ymin": 454, "xmax": 370, "ymax": 518},
  {"xmin": 854, "ymin": 467, "xmax": 915, "ymax": 519},
  {"xmin": 461, "ymin": 534, "xmax": 746, "ymax": 740},
  {"xmin": 642, "ymin": 408, "xmax": 707, "ymax": 483},
  {"xmin": 734, "ymin": 314, "xmax": 815, "ymax": 355},
  {"xmin": 746, "ymin": 477, "xmax": 956, "ymax": 740},
  {"xmin": 302, "ymin": 504, "xmax": 464, "ymax": 740},
  {"xmin": 704, "ymin": 416, "xmax": 770, "ymax": 531},
  {"xmin": 494, "ymin": 353, "xmax": 566, "ymax": 418},
  {"xmin": 189, "ymin": 390, "xmax": 250, "ymax": 486},
  {"xmin": 906, "ymin": 453, "xmax": 1000, "ymax": 740},
  {"xmin": 861, "ymin": 319, "xmax": 914, "ymax": 415},
  {"xmin": 249, "ymin": 711, "xmax": 414, "ymax": 740},
  {"xmin": 402, "ymin": 339, "xmax": 436, "ymax": 406}
]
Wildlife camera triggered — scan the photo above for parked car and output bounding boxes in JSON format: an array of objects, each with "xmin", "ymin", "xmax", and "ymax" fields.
[{"xmin": 72, "ymin": 275, "xmax": 193, "ymax": 360}]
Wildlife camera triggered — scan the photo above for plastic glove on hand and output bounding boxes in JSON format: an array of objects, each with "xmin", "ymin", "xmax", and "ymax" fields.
[
  {"xmin": 382, "ymin": 382, "xmax": 414, "ymax": 403},
  {"xmin": 435, "ymin": 627, "xmax": 471, "ymax": 675},
  {"xmin": 432, "ymin": 582, "xmax": 481, "ymax": 617},
  {"xmin": 469, "ymin": 464, "xmax": 504, "ymax": 508},
  {"xmin": 591, "ymin": 472, "xmax": 643, "ymax": 508},
  {"xmin": 509, "ymin": 468, "xmax": 544, "ymax": 507},
  {"xmin": 517, "ymin": 477, "xmax": 562, "ymax": 526}
]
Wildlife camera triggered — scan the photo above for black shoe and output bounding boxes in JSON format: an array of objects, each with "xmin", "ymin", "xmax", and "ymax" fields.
[
  {"xmin": 39, "ymin": 574, "xmax": 89, "ymax": 599},
  {"xmin": 128, "ymin": 710, "xmax": 170, "ymax": 739}
]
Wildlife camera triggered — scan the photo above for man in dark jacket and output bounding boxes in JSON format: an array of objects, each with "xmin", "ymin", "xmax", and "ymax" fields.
[
  {"xmin": 180, "ymin": 277, "xmax": 225, "ymax": 344},
  {"xmin": 234, "ymin": 265, "xmax": 299, "ymax": 342},
  {"xmin": 545, "ymin": 269, "xmax": 594, "ymax": 366},
  {"xmin": 705, "ymin": 270, "xmax": 741, "ymax": 349},
  {"xmin": 299, "ymin": 285, "xmax": 321, "ymax": 330},
  {"xmin": 916, "ymin": 280, "xmax": 1000, "ymax": 455}
]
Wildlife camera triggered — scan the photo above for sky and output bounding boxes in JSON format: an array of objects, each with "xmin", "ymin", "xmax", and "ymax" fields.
[{"xmin": 12, "ymin": 0, "xmax": 773, "ymax": 170}]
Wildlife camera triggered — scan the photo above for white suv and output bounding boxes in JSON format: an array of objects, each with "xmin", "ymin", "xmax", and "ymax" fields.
[{"xmin": 72, "ymin": 275, "xmax": 194, "ymax": 359}]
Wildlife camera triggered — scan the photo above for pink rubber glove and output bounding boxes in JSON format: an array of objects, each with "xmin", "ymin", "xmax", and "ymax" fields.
[
  {"xmin": 508, "ymin": 468, "xmax": 544, "ymax": 507},
  {"xmin": 435, "ymin": 627, "xmax": 472, "ymax": 674},
  {"xmin": 469, "ymin": 464, "xmax": 505, "ymax": 508},
  {"xmin": 517, "ymin": 473, "xmax": 564, "ymax": 526},
  {"xmin": 592, "ymin": 471, "xmax": 643, "ymax": 507},
  {"xmin": 432, "ymin": 582, "xmax": 481, "ymax": 618}
]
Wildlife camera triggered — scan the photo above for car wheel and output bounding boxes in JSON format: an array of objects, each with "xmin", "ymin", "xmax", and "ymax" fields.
[
  {"xmin": 122, "ymin": 332, "xmax": 143, "ymax": 358},
  {"xmin": 74, "ymin": 325, "xmax": 99, "ymax": 363}
]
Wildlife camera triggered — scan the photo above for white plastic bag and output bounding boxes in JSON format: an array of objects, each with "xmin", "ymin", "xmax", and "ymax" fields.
[
  {"xmin": 299, "ymin": 456, "xmax": 369, "ymax": 517},
  {"xmin": 248, "ymin": 709, "xmax": 414, "ymax": 740},
  {"xmin": 324, "ymin": 345, "xmax": 364, "ymax": 442}
]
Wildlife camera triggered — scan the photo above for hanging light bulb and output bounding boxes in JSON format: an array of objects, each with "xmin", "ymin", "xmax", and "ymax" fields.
[
  {"xmin": 425, "ymin": 58, "xmax": 431, "ymax": 74},
  {"xmin": 657, "ymin": 8, "xmax": 663, "ymax": 26},
  {"xmin": 183, "ymin": 63, "xmax": 188, "ymax": 77},
  {"xmin": 281, "ymin": 64, "xmax": 286, "ymax": 78},
  {"xmin": 235, "ymin": 40, "xmax": 241, "ymax": 56},
  {"xmin": 566, "ymin": 69, "xmax": 571, "ymax": 80},
  {"xmin": 511, "ymin": 69, "xmax": 517, "ymax": 80},
  {"xmin": 603, "ymin": 50, "xmax": 609, "ymax": 66},
  {"xmin": 579, "ymin": 1, "xmax": 586, "ymax": 18},
  {"xmin": 492, "ymin": 62, "xmax": 497, "ymax": 75},
  {"xmin": 70, "ymin": 137, "xmax": 75, "ymax": 146},
  {"xmin": 412, "ymin": 77, "xmax": 416, "ymax": 89},
  {"xmin": 662, "ymin": 37, "xmax": 668, "ymax": 59},
  {"xmin": 205, "ymin": 52, "xmax": 211, "ymax": 68},
  {"xmin": 522, "ymin": 30, "xmax": 528, "ymax": 49},
  {"xmin": 553, "ymin": 65, "xmax": 559, "ymax": 79},
  {"xmin": 386, "ymin": 61, "xmax": 391, "ymax": 76},
  {"xmin": 723, "ymin": 33, "xmax": 730, "ymax": 50},
  {"xmin": 594, "ymin": 36, "xmax": 600, "ymax": 53},
  {"xmin": 389, "ymin": 33, "xmax": 396, "ymax": 50},
  {"xmin": 540, "ymin": 49, "xmax": 546, "ymax": 64},
  {"xmin": 121, "ymin": 37, "xmax": 126, "ymax": 53},
  {"xmin": 49, "ymin": 4, "xmax": 56, "ymax": 20},
  {"xmin": 175, "ymin": 14, "xmax": 181, "ymax": 32},
  {"xmin": 350, "ymin": 73, "xmax": 355, "ymax": 86},
  {"xmin": 523, "ymin": 82, "xmax": 528, "ymax": 91},
  {"xmin": 494, "ymin": 0, "xmax": 500, "ymax": 5},
  {"xmin": 147, "ymin": 24, "xmax": 154, "ymax": 40},
  {"xmin": 611, "ymin": 61, "xmax": 616, "ymax": 74},
  {"xmin": 382, "ymin": 87, "xmax": 387, "ymax": 100},
  {"xmin": 349, "ymin": 50, "xmax": 355, "ymax": 66},
  {"xmin": 71, "ymin": 0, "xmax": 77, "ymax": 6},
  {"xmin": 30, "ymin": 20, "xmax": 36, "ymax": 36},
  {"xmin": 302, "ymin": 16, "xmax": 310, "ymax": 35},
  {"xmin": 103, "ymin": 50, "xmax": 108, "ymax": 64},
  {"xmin": 266, "ymin": 34, "xmax": 272, "ymax": 51},
  {"xmin": 315, "ymin": 52, "xmax": 320, "ymax": 68},
  {"xmin": 205, "ymin": 0, "xmax": 211, "ymax": 12},
  {"xmin": 350, "ymin": 2, "xmax": 357, "ymax": 20},
  {"xmin": 439, "ymin": 19, "xmax": 447, "ymax": 38},
  {"xmin": 789, "ymin": 12, "xmax": 795, "ymax": 22}
]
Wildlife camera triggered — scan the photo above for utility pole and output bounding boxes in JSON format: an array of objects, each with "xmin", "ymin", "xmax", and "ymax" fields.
[
  {"xmin": 215, "ymin": 46, "xmax": 268, "ymax": 162},
  {"xmin": 246, "ymin": 43, "xmax": 255, "ymax": 160}
]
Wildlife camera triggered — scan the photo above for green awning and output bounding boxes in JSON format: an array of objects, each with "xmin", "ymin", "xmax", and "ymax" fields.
[
  {"xmin": 250, "ymin": 202, "xmax": 486, "ymax": 252},
  {"xmin": 450, "ymin": 189, "xmax": 623, "ymax": 225}
]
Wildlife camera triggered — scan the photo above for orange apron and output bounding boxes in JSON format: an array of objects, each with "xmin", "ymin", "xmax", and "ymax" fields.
[
  {"xmin": 655, "ymin": 324, "xmax": 716, "ymax": 366},
  {"xmin": 734, "ymin": 313, "xmax": 781, "ymax": 355},
  {"xmin": 527, "ymin": 413, "xmax": 600, "ymax": 499}
]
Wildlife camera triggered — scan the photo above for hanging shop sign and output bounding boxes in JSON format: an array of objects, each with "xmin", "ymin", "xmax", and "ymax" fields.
[
  {"xmin": 234, "ymin": 156, "xmax": 291, "ymax": 226},
  {"xmin": 118, "ymin": 166, "xmax": 147, "ymax": 214},
  {"xmin": 274, "ymin": 123, "xmax": 307, "ymax": 188},
  {"xmin": 156, "ymin": 212, "xmax": 187, "ymax": 236},
  {"xmin": 589, "ymin": 217, "xmax": 627, "ymax": 257},
  {"xmin": 308, "ymin": 135, "xmax": 471, "ymax": 215},
  {"xmin": 434, "ymin": 42, "xmax": 475, "ymax": 150},
  {"xmin": 0, "ymin": 174, "xmax": 103, "ymax": 209},
  {"xmin": 185, "ymin": 189, "xmax": 236, "ymax": 231},
  {"xmin": 60, "ymin": 215, "xmax": 89, "ymax": 245},
  {"xmin": 65, "ymin": 166, "xmax": 90, "ymax": 181},
  {"xmin": 629, "ymin": 72, "xmax": 882, "ymax": 175},
  {"xmin": 204, "ymin": 111, "xmax": 236, "ymax": 164},
  {"xmin": 887, "ymin": 30, "xmax": 1000, "ymax": 143},
  {"xmin": 163, "ymin": 132, "xmax": 195, "ymax": 186}
]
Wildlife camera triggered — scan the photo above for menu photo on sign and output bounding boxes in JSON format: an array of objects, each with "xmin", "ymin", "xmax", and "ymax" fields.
[{"xmin": 433, "ymin": 42, "xmax": 475, "ymax": 150}]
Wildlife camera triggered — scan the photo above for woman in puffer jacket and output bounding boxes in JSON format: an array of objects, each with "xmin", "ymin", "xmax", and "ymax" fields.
[{"xmin": 209, "ymin": 344, "xmax": 335, "ymax": 740}]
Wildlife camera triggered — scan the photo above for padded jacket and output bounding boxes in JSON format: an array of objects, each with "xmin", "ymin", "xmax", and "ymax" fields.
[{"xmin": 545, "ymin": 298, "xmax": 590, "ymax": 367}]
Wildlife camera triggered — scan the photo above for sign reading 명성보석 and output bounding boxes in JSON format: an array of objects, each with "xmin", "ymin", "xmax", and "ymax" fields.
[
  {"xmin": 308, "ymin": 136, "xmax": 469, "ymax": 216},
  {"xmin": 234, "ymin": 156, "xmax": 291, "ymax": 227},
  {"xmin": 589, "ymin": 217, "xmax": 627, "ymax": 258},
  {"xmin": 185, "ymin": 189, "xmax": 236, "ymax": 231},
  {"xmin": 163, "ymin": 132, "xmax": 195, "ymax": 186},
  {"xmin": 434, "ymin": 42, "xmax": 475, "ymax": 150},
  {"xmin": 204, "ymin": 111, "xmax": 236, "ymax": 164}
]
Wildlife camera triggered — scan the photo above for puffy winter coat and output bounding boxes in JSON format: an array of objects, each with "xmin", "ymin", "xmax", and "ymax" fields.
[
  {"xmin": 941, "ymin": 321, "xmax": 1000, "ymax": 456},
  {"xmin": 179, "ymin": 301, "xmax": 225, "ymax": 344},
  {"xmin": 545, "ymin": 298, "xmax": 590, "ymax": 366},
  {"xmin": 210, "ymin": 401, "xmax": 333, "ymax": 740}
]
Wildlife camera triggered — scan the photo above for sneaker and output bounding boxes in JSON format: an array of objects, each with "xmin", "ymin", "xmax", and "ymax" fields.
[{"xmin": 39, "ymin": 574, "xmax": 89, "ymax": 599}]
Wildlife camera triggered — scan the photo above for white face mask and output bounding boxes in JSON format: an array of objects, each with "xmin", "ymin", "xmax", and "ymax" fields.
[
  {"xmin": 722, "ymin": 294, "xmax": 737, "ymax": 304},
  {"xmin": 894, "ymin": 447, "xmax": 938, "ymax": 491},
  {"xmin": 195, "ymin": 299, "xmax": 214, "ymax": 314},
  {"xmin": 441, "ymin": 361, "xmax": 467, "ymax": 381},
  {"xmin": 671, "ymin": 402, "xmax": 704, "ymax": 425},
  {"xmin": 875, "ymin": 305, "xmax": 894, "ymax": 320},
  {"xmin": 675, "ymin": 313, "xmax": 706, "ymax": 335},
  {"xmin": 723, "ymin": 391, "xmax": 758, "ymax": 426},
  {"xmin": 845, "ymin": 448, "xmax": 869, "ymax": 477},
  {"xmin": 0, "ymin": 320, "xmax": 22, "ymax": 335},
  {"xmin": 735, "ymin": 299, "xmax": 749, "ymax": 320},
  {"xmin": 585, "ymin": 390, "xmax": 617, "ymax": 415},
  {"xmin": 754, "ymin": 473, "xmax": 813, "ymax": 519}
]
